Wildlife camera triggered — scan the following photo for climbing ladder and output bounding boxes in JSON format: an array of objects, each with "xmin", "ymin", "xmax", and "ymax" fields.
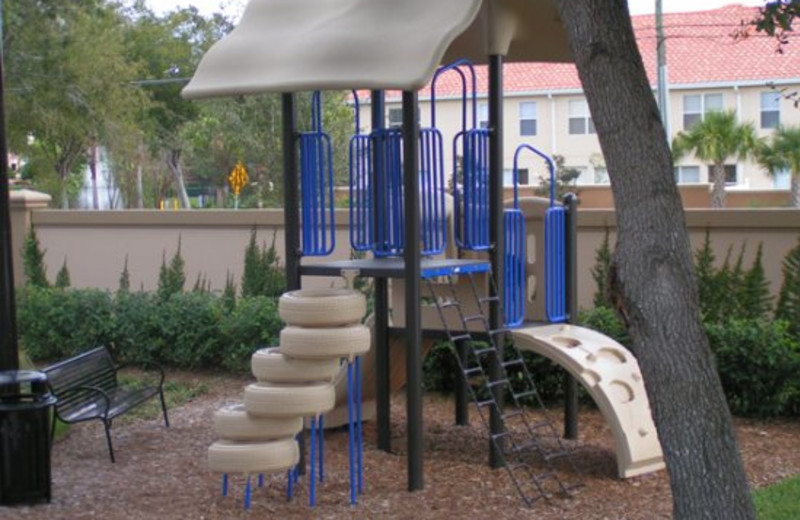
[{"xmin": 425, "ymin": 270, "xmax": 582, "ymax": 506}]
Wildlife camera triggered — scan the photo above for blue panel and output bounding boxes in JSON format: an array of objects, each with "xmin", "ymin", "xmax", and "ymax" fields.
[
  {"xmin": 545, "ymin": 207, "xmax": 567, "ymax": 323},
  {"xmin": 300, "ymin": 92, "xmax": 335, "ymax": 256},
  {"xmin": 504, "ymin": 209, "xmax": 525, "ymax": 327}
]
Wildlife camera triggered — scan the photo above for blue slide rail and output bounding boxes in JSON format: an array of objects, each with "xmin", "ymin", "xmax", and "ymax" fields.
[
  {"xmin": 300, "ymin": 91, "xmax": 335, "ymax": 256},
  {"xmin": 505, "ymin": 147, "xmax": 529, "ymax": 328}
]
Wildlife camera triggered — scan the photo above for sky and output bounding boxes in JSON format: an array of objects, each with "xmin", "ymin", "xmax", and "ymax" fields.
[{"xmin": 147, "ymin": 0, "xmax": 766, "ymax": 18}]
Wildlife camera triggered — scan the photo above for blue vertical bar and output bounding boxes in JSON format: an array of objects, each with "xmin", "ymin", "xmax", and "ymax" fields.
[
  {"xmin": 310, "ymin": 416, "xmax": 317, "ymax": 507},
  {"xmin": 222, "ymin": 473, "xmax": 228, "ymax": 497},
  {"xmin": 356, "ymin": 355, "xmax": 364, "ymax": 494},
  {"xmin": 319, "ymin": 415, "xmax": 325, "ymax": 483},
  {"xmin": 258, "ymin": 473, "xmax": 264, "ymax": 488},
  {"xmin": 244, "ymin": 475, "xmax": 252, "ymax": 511},
  {"xmin": 347, "ymin": 361, "xmax": 357, "ymax": 505}
]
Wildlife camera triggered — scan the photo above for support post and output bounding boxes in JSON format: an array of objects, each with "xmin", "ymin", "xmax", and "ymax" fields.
[
  {"xmin": 402, "ymin": 90, "xmax": 423, "ymax": 492},
  {"xmin": 372, "ymin": 90, "xmax": 392, "ymax": 453},
  {"xmin": 488, "ymin": 54, "xmax": 505, "ymax": 469},
  {"xmin": 455, "ymin": 340, "xmax": 469, "ymax": 426},
  {"xmin": 282, "ymin": 93, "xmax": 305, "ymax": 471},
  {"xmin": 0, "ymin": 33, "xmax": 18, "ymax": 372},
  {"xmin": 563, "ymin": 193, "xmax": 579, "ymax": 439}
]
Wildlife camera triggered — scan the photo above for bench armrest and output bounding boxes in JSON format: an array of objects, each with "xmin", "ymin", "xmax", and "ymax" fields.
[
  {"xmin": 114, "ymin": 361, "xmax": 165, "ymax": 388},
  {"xmin": 56, "ymin": 385, "xmax": 112, "ymax": 419}
]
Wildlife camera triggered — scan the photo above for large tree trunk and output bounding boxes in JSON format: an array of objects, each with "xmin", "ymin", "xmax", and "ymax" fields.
[
  {"xmin": 710, "ymin": 162, "xmax": 727, "ymax": 208},
  {"xmin": 791, "ymin": 173, "xmax": 799, "ymax": 208},
  {"xmin": 553, "ymin": 1, "xmax": 754, "ymax": 518},
  {"xmin": 166, "ymin": 149, "xmax": 191, "ymax": 209}
]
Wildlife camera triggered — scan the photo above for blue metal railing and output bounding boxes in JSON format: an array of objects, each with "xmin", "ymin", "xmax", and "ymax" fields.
[
  {"xmin": 433, "ymin": 59, "xmax": 492, "ymax": 252},
  {"xmin": 300, "ymin": 91, "xmax": 335, "ymax": 256},
  {"xmin": 504, "ymin": 146, "xmax": 529, "ymax": 328},
  {"xmin": 349, "ymin": 91, "xmax": 372, "ymax": 252}
]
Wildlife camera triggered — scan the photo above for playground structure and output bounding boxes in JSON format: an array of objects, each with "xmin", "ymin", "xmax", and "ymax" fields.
[{"xmin": 184, "ymin": 0, "xmax": 665, "ymax": 508}]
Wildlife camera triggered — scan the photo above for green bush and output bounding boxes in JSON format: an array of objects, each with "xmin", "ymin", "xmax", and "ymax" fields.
[
  {"xmin": 578, "ymin": 306, "xmax": 630, "ymax": 347},
  {"xmin": 705, "ymin": 318, "xmax": 800, "ymax": 417},
  {"xmin": 18, "ymin": 286, "xmax": 115, "ymax": 360},
  {"xmin": 23, "ymin": 226, "xmax": 49, "ymax": 288},
  {"xmin": 112, "ymin": 291, "xmax": 162, "ymax": 364},
  {"xmin": 219, "ymin": 296, "xmax": 283, "ymax": 372},
  {"xmin": 157, "ymin": 292, "xmax": 223, "ymax": 368}
]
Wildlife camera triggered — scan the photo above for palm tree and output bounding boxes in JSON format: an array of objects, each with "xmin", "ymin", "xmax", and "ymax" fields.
[
  {"xmin": 672, "ymin": 110, "xmax": 759, "ymax": 208},
  {"xmin": 756, "ymin": 125, "xmax": 800, "ymax": 208}
]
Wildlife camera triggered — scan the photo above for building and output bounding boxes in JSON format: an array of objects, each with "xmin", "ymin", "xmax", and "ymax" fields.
[{"xmin": 358, "ymin": 4, "xmax": 800, "ymax": 207}]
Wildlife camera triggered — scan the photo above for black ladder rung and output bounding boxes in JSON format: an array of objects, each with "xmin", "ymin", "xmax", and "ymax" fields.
[
  {"xmin": 463, "ymin": 314, "xmax": 486, "ymax": 323},
  {"xmin": 439, "ymin": 301, "xmax": 461, "ymax": 310},
  {"xmin": 502, "ymin": 358, "xmax": 525, "ymax": 369},
  {"xmin": 488, "ymin": 329, "xmax": 509, "ymax": 338},
  {"xmin": 463, "ymin": 366, "xmax": 483, "ymax": 377},
  {"xmin": 502, "ymin": 409, "xmax": 524, "ymax": 421},
  {"xmin": 533, "ymin": 472, "xmax": 559, "ymax": 482},
  {"xmin": 476, "ymin": 398, "xmax": 497, "ymax": 409},
  {"xmin": 508, "ymin": 439, "xmax": 542, "ymax": 454},
  {"xmin": 450, "ymin": 334, "xmax": 472, "ymax": 342},
  {"xmin": 512, "ymin": 389, "xmax": 540, "ymax": 401},
  {"xmin": 544, "ymin": 450, "xmax": 573, "ymax": 462},
  {"xmin": 486, "ymin": 379, "xmax": 509, "ymax": 389},
  {"xmin": 478, "ymin": 295, "xmax": 500, "ymax": 304},
  {"xmin": 473, "ymin": 347, "xmax": 496, "ymax": 357},
  {"xmin": 529, "ymin": 420, "xmax": 554, "ymax": 431}
]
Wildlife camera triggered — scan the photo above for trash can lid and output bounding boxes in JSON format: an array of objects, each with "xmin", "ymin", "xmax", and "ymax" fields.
[{"xmin": 0, "ymin": 370, "xmax": 49, "ymax": 392}]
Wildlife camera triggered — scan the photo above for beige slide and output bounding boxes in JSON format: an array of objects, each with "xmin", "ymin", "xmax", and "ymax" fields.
[{"xmin": 510, "ymin": 323, "xmax": 665, "ymax": 479}]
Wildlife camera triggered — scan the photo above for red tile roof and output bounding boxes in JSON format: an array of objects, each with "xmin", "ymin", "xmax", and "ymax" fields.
[{"xmin": 379, "ymin": 4, "xmax": 800, "ymax": 100}]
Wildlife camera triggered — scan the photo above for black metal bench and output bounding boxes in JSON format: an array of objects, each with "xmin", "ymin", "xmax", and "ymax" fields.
[{"xmin": 43, "ymin": 347, "xmax": 169, "ymax": 462}]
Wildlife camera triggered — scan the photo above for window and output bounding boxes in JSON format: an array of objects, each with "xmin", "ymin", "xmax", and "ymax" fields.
[
  {"xmin": 478, "ymin": 103, "xmax": 489, "ymax": 129},
  {"xmin": 387, "ymin": 107, "xmax": 403, "ymax": 128},
  {"xmin": 774, "ymin": 168, "xmax": 791, "ymax": 189},
  {"xmin": 707, "ymin": 164, "xmax": 737, "ymax": 185},
  {"xmin": 519, "ymin": 102, "xmax": 537, "ymax": 136},
  {"xmin": 568, "ymin": 100, "xmax": 595, "ymax": 135},
  {"xmin": 760, "ymin": 91, "xmax": 781, "ymax": 129},
  {"xmin": 593, "ymin": 166, "xmax": 609, "ymax": 184},
  {"xmin": 503, "ymin": 168, "xmax": 529, "ymax": 186},
  {"xmin": 683, "ymin": 93, "xmax": 723, "ymax": 129},
  {"xmin": 674, "ymin": 165, "xmax": 700, "ymax": 184}
]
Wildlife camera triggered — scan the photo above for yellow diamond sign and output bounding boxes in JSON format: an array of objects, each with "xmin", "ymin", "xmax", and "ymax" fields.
[{"xmin": 228, "ymin": 161, "xmax": 248, "ymax": 196}]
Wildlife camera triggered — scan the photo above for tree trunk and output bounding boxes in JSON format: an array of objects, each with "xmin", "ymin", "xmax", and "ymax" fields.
[
  {"xmin": 553, "ymin": 2, "xmax": 755, "ymax": 519},
  {"xmin": 89, "ymin": 144, "xmax": 99, "ymax": 210},
  {"xmin": 710, "ymin": 162, "xmax": 727, "ymax": 208},
  {"xmin": 166, "ymin": 149, "xmax": 191, "ymax": 209},
  {"xmin": 791, "ymin": 172, "xmax": 800, "ymax": 208},
  {"xmin": 135, "ymin": 143, "xmax": 145, "ymax": 209}
]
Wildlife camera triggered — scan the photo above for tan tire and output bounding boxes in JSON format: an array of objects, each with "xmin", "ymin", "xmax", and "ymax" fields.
[
  {"xmin": 207, "ymin": 439, "xmax": 299, "ymax": 474},
  {"xmin": 244, "ymin": 382, "xmax": 335, "ymax": 418},
  {"xmin": 213, "ymin": 404, "xmax": 303, "ymax": 441},
  {"xmin": 278, "ymin": 289, "xmax": 366, "ymax": 327},
  {"xmin": 251, "ymin": 347, "xmax": 340, "ymax": 383},
  {"xmin": 280, "ymin": 324, "xmax": 371, "ymax": 359}
]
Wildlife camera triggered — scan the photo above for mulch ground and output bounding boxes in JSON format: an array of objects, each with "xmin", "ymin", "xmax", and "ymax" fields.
[{"xmin": 3, "ymin": 370, "xmax": 799, "ymax": 520}]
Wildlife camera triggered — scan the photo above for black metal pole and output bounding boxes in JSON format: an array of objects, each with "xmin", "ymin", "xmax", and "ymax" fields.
[
  {"xmin": 563, "ymin": 193, "xmax": 579, "ymax": 439},
  {"xmin": 454, "ymin": 340, "xmax": 469, "ymax": 426},
  {"xmin": 488, "ymin": 54, "xmax": 505, "ymax": 469},
  {"xmin": 402, "ymin": 90, "xmax": 423, "ymax": 492},
  {"xmin": 371, "ymin": 90, "xmax": 392, "ymax": 452},
  {"xmin": 281, "ymin": 92, "xmax": 305, "ymax": 472},
  {"xmin": 0, "ymin": 23, "xmax": 19, "ymax": 372}
]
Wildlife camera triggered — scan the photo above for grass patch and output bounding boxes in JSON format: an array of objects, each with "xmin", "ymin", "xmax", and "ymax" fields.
[
  {"xmin": 116, "ymin": 372, "xmax": 210, "ymax": 424},
  {"xmin": 754, "ymin": 476, "xmax": 800, "ymax": 519}
]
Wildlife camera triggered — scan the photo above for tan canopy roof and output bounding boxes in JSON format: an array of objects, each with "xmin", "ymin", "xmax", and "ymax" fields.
[{"xmin": 182, "ymin": 0, "xmax": 572, "ymax": 99}]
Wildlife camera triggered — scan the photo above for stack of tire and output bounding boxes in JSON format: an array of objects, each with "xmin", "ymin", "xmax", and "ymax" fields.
[{"xmin": 207, "ymin": 287, "xmax": 371, "ymax": 502}]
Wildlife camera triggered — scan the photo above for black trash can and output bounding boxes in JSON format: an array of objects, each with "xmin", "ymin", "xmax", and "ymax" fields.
[{"xmin": 0, "ymin": 370, "xmax": 56, "ymax": 505}]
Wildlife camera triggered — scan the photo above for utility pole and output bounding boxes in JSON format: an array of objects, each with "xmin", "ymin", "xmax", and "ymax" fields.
[{"xmin": 656, "ymin": 0, "xmax": 671, "ymax": 143}]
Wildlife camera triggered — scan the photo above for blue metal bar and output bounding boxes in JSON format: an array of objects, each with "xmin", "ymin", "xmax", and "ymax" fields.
[
  {"xmin": 258, "ymin": 473, "xmax": 264, "ymax": 488},
  {"xmin": 319, "ymin": 415, "xmax": 325, "ymax": 483},
  {"xmin": 287, "ymin": 466, "xmax": 295, "ymax": 500},
  {"xmin": 222, "ymin": 473, "xmax": 228, "ymax": 497},
  {"xmin": 347, "ymin": 361, "xmax": 357, "ymax": 505},
  {"xmin": 300, "ymin": 91, "xmax": 335, "ymax": 256},
  {"xmin": 244, "ymin": 475, "xmax": 252, "ymax": 511},
  {"xmin": 310, "ymin": 416, "xmax": 317, "ymax": 507},
  {"xmin": 420, "ymin": 261, "xmax": 491, "ymax": 279},
  {"xmin": 356, "ymin": 355, "xmax": 364, "ymax": 495}
]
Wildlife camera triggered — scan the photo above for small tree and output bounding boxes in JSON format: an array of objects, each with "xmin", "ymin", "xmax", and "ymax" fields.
[
  {"xmin": 54, "ymin": 258, "xmax": 71, "ymax": 289},
  {"xmin": 591, "ymin": 228, "xmax": 613, "ymax": 308},
  {"xmin": 23, "ymin": 226, "xmax": 49, "ymax": 288},
  {"xmin": 739, "ymin": 242, "xmax": 772, "ymax": 320},
  {"xmin": 534, "ymin": 154, "xmax": 581, "ymax": 200},
  {"xmin": 222, "ymin": 271, "xmax": 237, "ymax": 312},
  {"xmin": 776, "ymin": 237, "xmax": 800, "ymax": 336},
  {"xmin": 672, "ymin": 110, "xmax": 759, "ymax": 208},
  {"xmin": 241, "ymin": 227, "xmax": 285, "ymax": 298},
  {"xmin": 157, "ymin": 237, "xmax": 186, "ymax": 300},
  {"xmin": 241, "ymin": 227, "xmax": 264, "ymax": 298},
  {"xmin": 694, "ymin": 230, "xmax": 718, "ymax": 321},
  {"xmin": 118, "ymin": 255, "xmax": 131, "ymax": 294}
]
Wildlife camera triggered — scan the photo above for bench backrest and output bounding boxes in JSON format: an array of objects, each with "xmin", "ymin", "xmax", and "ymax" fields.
[{"xmin": 43, "ymin": 347, "xmax": 118, "ymax": 413}]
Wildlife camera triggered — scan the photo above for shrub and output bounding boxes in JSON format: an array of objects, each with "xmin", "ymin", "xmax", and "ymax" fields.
[
  {"xmin": 18, "ymin": 286, "xmax": 114, "ymax": 360},
  {"xmin": 591, "ymin": 229, "xmax": 613, "ymax": 309},
  {"xmin": 112, "ymin": 291, "xmax": 162, "ymax": 364},
  {"xmin": 23, "ymin": 226, "xmax": 49, "ymax": 288},
  {"xmin": 578, "ymin": 306, "xmax": 630, "ymax": 347},
  {"xmin": 54, "ymin": 258, "xmax": 71, "ymax": 289},
  {"xmin": 157, "ymin": 292, "xmax": 223, "ymax": 369},
  {"xmin": 740, "ymin": 242, "xmax": 772, "ymax": 320},
  {"xmin": 776, "ymin": 237, "xmax": 800, "ymax": 337},
  {"xmin": 241, "ymin": 227, "xmax": 286, "ymax": 298},
  {"xmin": 219, "ymin": 296, "xmax": 283, "ymax": 372},
  {"xmin": 118, "ymin": 255, "xmax": 131, "ymax": 294},
  {"xmin": 705, "ymin": 318, "xmax": 800, "ymax": 417},
  {"xmin": 157, "ymin": 237, "xmax": 186, "ymax": 301}
]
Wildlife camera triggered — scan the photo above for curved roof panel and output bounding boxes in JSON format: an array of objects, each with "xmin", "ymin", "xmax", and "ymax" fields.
[{"xmin": 182, "ymin": 0, "xmax": 482, "ymax": 99}]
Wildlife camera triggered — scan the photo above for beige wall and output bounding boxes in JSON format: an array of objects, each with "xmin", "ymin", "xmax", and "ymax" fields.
[{"xmin": 21, "ymin": 203, "xmax": 800, "ymax": 313}]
